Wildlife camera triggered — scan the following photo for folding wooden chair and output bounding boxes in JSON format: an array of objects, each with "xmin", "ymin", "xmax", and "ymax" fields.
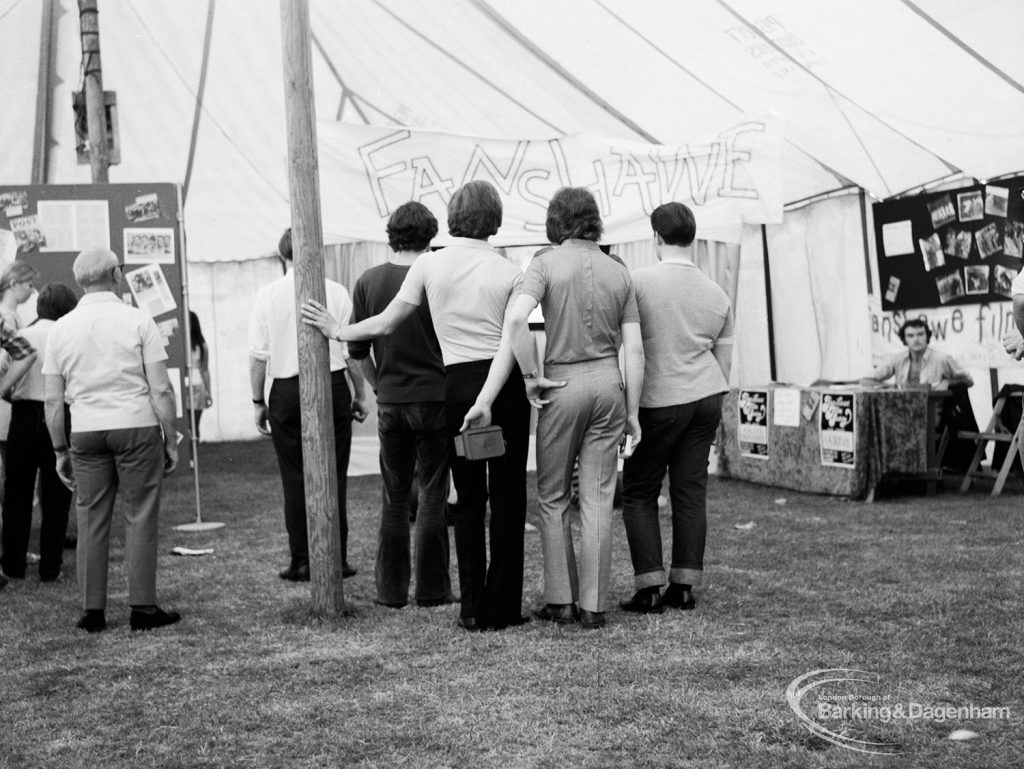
[{"xmin": 958, "ymin": 389, "xmax": 1024, "ymax": 496}]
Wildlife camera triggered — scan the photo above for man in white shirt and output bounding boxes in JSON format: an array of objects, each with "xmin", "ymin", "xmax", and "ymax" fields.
[
  {"xmin": 248, "ymin": 229, "xmax": 367, "ymax": 582},
  {"xmin": 42, "ymin": 248, "xmax": 180, "ymax": 633}
]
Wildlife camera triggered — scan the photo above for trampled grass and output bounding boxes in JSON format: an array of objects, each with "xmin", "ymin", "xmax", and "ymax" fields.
[{"xmin": 2, "ymin": 441, "xmax": 1022, "ymax": 768}]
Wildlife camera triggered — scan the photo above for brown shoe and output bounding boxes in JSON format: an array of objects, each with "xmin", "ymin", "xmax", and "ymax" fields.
[{"xmin": 579, "ymin": 609, "xmax": 606, "ymax": 629}]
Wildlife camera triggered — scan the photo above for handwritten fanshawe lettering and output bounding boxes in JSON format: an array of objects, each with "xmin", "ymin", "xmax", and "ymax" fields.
[{"xmin": 357, "ymin": 124, "xmax": 767, "ymax": 219}]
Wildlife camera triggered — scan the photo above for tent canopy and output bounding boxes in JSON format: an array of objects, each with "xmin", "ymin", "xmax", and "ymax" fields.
[{"xmin": 2, "ymin": 0, "xmax": 1022, "ymax": 262}]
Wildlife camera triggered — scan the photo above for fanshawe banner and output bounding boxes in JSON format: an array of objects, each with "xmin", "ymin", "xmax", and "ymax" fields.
[
  {"xmin": 317, "ymin": 118, "xmax": 784, "ymax": 246},
  {"xmin": 737, "ymin": 389, "xmax": 769, "ymax": 459},
  {"xmin": 868, "ymin": 295, "xmax": 1019, "ymax": 371},
  {"xmin": 819, "ymin": 392, "xmax": 856, "ymax": 468}
]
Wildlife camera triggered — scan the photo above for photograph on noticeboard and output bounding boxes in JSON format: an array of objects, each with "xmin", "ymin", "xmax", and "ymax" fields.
[
  {"xmin": 985, "ymin": 185, "xmax": 1009, "ymax": 217},
  {"xmin": 124, "ymin": 227, "xmax": 175, "ymax": 264},
  {"xmin": 964, "ymin": 265, "xmax": 989, "ymax": 295},
  {"xmin": 957, "ymin": 190, "xmax": 984, "ymax": 222},
  {"xmin": 992, "ymin": 265, "xmax": 1018, "ymax": 298},
  {"xmin": 919, "ymin": 233, "xmax": 945, "ymax": 271},
  {"xmin": 935, "ymin": 271, "xmax": 965, "ymax": 304},
  {"xmin": 927, "ymin": 194, "xmax": 956, "ymax": 229},
  {"xmin": 1002, "ymin": 221, "xmax": 1024, "ymax": 259},
  {"xmin": 975, "ymin": 222, "xmax": 1002, "ymax": 259},
  {"xmin": 942, "ymin": 226, "xmax": 972, "ymax": 259}
]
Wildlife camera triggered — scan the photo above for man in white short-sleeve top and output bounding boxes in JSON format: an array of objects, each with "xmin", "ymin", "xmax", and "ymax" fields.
[{"xmin": 42, "ymin": 248, "xmax": 180, "ymax": 633}]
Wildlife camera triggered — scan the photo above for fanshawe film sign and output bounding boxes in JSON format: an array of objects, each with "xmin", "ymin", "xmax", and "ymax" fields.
[
  {"xmin": 317, "ymin": 117, "xmax": 784, "ymax": 246},
  {"xmin": 819, "ymin": 392, "xmax": 855, "ymax": 468},
  {"xmin": 737, "ymin": 389, "xmax": 769, "ymax": 459}
]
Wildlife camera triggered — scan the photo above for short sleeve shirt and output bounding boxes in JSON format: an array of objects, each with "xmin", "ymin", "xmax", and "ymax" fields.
[
  {"xmin": 248, "ymin": 269, "xmax": 351, "ymax": 379},
  {"xmin": 41, "ymin": 292, "xmax": 166, "ymax": 431},
  {"xmin": 519, "ymin": 239, "xmax": 639, "ymax": 365},
  {"xmin": 631, "ymin": 261, "xmax": 733, "ymax": 407},
  {"xmin": 396, "ymin": 237, "xmax": 522, "ymax": 366}
]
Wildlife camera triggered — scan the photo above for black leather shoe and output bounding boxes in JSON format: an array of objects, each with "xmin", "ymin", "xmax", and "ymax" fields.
[
  {"xmin": 374, "ymin": 599, "xmax": 407, "ymax": 609},
  {"xmin": 533, "ymin": 603, "xmax": 579, "ymax": 624},
  {"xmin": 458, "ymin": 616, "xmax": 484, "ymax": 632},
  {"xmin": 342, "ymin": 563, "xmax": 358, "ymax": 579},
  {"xmin": 76, "ymin": 610, "xmax": 106, "ymax": 633},
  {"xmin": 130, "ymin": 607, "xmax": 181, "ymax": 631},
  {"xmin": 579, "ymin": 609, "xmax": 607, "ymax": 629},
  {"xmin": 619, "ymin": 588, "xmax": 664, "ymax": 614},
  {"xmin": 662, "ymin": 585, "xmax": 696, "ymax": 610},
  {"xmin": 278, "ymin": 564, "xmax": 310, "ymax": 581}
]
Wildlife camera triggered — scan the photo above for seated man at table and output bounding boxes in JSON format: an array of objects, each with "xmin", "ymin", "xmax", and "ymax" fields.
[{"xmin": 861, "ymin": 319, "xmax": 973, "ymax": 390}]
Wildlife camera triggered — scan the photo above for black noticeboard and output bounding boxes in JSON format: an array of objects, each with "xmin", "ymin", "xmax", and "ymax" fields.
[
  {"xmin": 0, "ymin": 183, "xmax": 192, "ymax": 463},
  {"xmin": 872, "ymin": 176, "xmax": 1024, "ymax": 311}
]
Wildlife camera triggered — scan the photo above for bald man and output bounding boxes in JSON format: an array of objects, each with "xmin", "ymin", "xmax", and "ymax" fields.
[{"xmin": 42, "ymin": 248, "xmax": 181, "ymax": 633}]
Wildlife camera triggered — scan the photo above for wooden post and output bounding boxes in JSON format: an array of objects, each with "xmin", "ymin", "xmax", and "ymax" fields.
[
  {"xmin": 279, "ymin": 0, "xmax": 345, "ymax": 616},
  {"xmin": 78, "ymin": 0, "xmax": 109, "ymax": 183}
]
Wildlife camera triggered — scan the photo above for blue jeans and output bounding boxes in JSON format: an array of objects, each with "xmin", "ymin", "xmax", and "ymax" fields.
[
  {"xmin": 376, "ymin": 401, "xmax": 450, "ymax": 604},
  {"xmin": 621, "ymin": 394, "xmax": 723, "ymax": 589}
]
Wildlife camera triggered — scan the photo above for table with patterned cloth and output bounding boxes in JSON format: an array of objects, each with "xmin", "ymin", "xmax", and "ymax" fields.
[{"xmin": 718, "ymin": 385, "xmax": 943, "ymax": 500}]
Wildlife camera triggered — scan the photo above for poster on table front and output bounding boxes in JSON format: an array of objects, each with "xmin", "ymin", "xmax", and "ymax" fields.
[
  {"xmin": 738, "ymin": 389, "xmax": 769, "ymax": 459},
  {"xmin": 819, "ymin": 392, "xmax": 855, "ymax": 468}
]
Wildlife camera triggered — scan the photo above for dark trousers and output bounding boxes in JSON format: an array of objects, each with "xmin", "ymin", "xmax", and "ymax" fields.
[
  {"xmin": 0, "ymin": 401, "xmax": 72, "ymax": 580},
  {"xmin": 376, "ymin": 401, "xmax": 450, "ymax": 604},
  {"xmin": 445, "ymin": 359, "xmax": 530, "ymax": 628},
  {"xmin": 621, "ymin": 394, "xmax": 723, "ymax": 590},
  {"xmin": 268, "ymin": 370, "xmax": 352, "ymax": 568}
]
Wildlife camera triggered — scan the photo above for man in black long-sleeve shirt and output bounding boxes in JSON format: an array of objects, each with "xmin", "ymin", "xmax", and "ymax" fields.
[{"xmin": 349, "ymin": 202, "xmax": 452, "ymax": 608}]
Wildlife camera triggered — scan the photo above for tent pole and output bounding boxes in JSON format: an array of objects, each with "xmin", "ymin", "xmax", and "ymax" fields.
[
  {"xmin": 280, "ymin": 0, "xmax": 345, "ymax": 617},
  {"xmin": 761, "ymin": 225, "xmax": 777, "ymax": 382},
  {"xmin": 77, "ymin": 0, "xmax": 109, "ymax": 183},
  {"xmin": 858, "ymin": 188, "xmax": 874, "ymax": 295},
  {"xmin": 32, "ymin": 0, "xmax": 58, "ymax": 184}
]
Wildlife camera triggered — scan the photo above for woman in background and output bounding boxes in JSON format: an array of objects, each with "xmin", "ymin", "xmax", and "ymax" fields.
[
  {"xmin": 186, "ymin": 311, "xmax": 213, "ymax": 439},
  {"xmin": 0, "ymin": 283, "xmax": 77, "ymax": 582},
  {"xmin": 0, "ymin": 261, "xmax": 39, "ymax": 505}
]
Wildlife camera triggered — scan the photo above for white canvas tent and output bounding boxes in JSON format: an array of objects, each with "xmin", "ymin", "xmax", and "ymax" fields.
[{"xmin": 1, "ymin": 0, "xmax": 1023, "ymax": 441}]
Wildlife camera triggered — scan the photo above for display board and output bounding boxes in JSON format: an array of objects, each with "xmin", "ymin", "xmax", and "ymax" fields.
[
  {"xmin": 872, "ymin": 176, "xmax": 1024, "ymax": 311},
  {"xmin": 0, "ymin": 183, "xmax": 192, "ymax": 464}
]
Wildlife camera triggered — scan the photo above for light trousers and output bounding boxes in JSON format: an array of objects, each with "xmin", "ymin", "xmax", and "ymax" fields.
[{"xmin": 536, "ymin": 358, "xmax": 625, "ymax": 613}]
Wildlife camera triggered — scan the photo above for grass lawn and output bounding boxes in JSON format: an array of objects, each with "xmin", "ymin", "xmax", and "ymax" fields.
[{"xmin": 2, "ymin": 440, "xmax": 1022, "ymax": 768}]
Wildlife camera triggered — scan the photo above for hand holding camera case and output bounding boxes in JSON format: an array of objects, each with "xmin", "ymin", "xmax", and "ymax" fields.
[{"xmin": 453, "ymin": 425, "xmax": 506, "ymax": 460}]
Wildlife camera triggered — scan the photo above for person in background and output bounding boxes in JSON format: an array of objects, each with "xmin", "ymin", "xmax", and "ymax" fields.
[
  {"xmin": 0, "ymin": 310, "xmax": 38, "ymax": 592},
  {"xmin": 42, "ymin": 249, "xmax": 180, "ymax": 632},
  {"xmin": 463, "ymin": 187, "xmax": 643, "ymax": 630},
  {"xmin": 0, "ymin": 261, "xmax": 39, "ymax": 506},
  {"xmin": 186, "ymin": 311, "xmax": 213, "ymax": 440},
  {"xmin": 249, "ymin": 228, "xmax": 367, "ymax": 583},
  {"xmin": 348, "ymin": 201, "xmax": 452, "ymax": 609},
  {"xmin": 620, "ymin": 203, "xmax": 733, "ymax": 614},
  {"xmin": 0, "ymin": 284, "xmax": 77, "ymax": 583},
  {"xmin": 861, "ymin": 318, "xmax": 973, "ymax": 390},
  {"xmin": 302, "ymin": 181, "xmax": 535, "ymax": 632}
]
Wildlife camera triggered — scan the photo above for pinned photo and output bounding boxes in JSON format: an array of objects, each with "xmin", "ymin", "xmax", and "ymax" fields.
[
  {"xmin": 124, "ymin": 227, "xmax": 174, "ymax": 264},
  {"xmin": 125, "ymin": 193, "xmax": 162, "ymax": 223},
  {"xmin": 975, "ymin": 222, "xmax": 1002, "ymax": 259},
  {"xmin": 985, "ymin": 186, "xmax": 1009, "ymax": 217},
  {"xmin": 0, "ymin": 191, "xmax": 28, "ymax": 217},
  {"xmin": 125, "ymin": 263, "xmax": 177, "ymax": 317},
  {"xmin": 919, "ymin": 233, "xmax": 945, "ymax": 271},
  {"xmin": 943, "ymin": 226, "xmax": 972, "ymax": 259},
  {"xmin": 957, "ymin": 190, "xmax": 984, "ymax": 222},
  {"xmin": 927, "ymin": 194, "xmax": 956, "ymax": 229},
  {"xmin": 884, "ymin": 275, "xmax": 900, "ymax": 303},
  {"xmin": 1002, "ymin": 221, "xmax": 1024, "ymax": 258},
  {"xmin": 993, "ymin": 265, "xmax": 1018, "ymax": 297},
  {"xmin": 964, "ymin": 265, "xmax": 989, "ymax": 295},
  {"xmin": 935, "ymin": 271, "xmax": 965, "ymax": 304},
  {"xmin": 9, "ymin": 214, "xmax": 46, "ymax": 254}
]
